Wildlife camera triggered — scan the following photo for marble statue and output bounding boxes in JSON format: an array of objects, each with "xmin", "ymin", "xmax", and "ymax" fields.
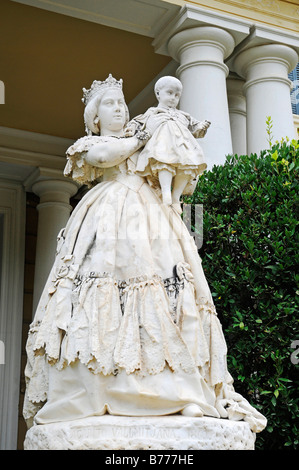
[
  {"xmin": 23, "ymin": 74, "xmax": 266, "ymax": 449},
  {"xmin": 128, "ymin": 76, "xmax": 210, "ymax": 213}
]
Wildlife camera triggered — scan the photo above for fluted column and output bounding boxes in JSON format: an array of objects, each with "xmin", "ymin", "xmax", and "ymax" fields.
[
  {"xmin": 32, "ymin": 178, "xmax": 78, "ymax": 312},
  {"xmin": 168, "ymin": 26, "xmax": 235, "ymax": 168},
  {"xmin": 227, "ymin": 75, "xmax": 247, "ymax": 156},
  {"xmin": 233, "ymin": 44, "xmax": 298, "ymax": 155}
]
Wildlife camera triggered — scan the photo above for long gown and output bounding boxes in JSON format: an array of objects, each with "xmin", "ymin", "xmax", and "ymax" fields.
[{"xmin": 23, "ymin": 135, "xmax": 266, "ymax": 433}]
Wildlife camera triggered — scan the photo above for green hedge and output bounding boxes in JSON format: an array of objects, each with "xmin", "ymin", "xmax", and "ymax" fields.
[{"xmin": 184, "ymin": 139, "xmax": 299, "ymax": 450}]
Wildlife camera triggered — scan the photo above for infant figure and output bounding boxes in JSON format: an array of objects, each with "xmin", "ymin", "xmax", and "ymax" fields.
[{"xmin": 127, "ymin": 76, "xmax": 210, "ymax": 212}]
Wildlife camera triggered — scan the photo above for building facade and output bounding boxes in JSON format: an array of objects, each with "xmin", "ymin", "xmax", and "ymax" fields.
[{"xmin": 0, "ymin": 0, "xmax": 298, "ymax": 450}]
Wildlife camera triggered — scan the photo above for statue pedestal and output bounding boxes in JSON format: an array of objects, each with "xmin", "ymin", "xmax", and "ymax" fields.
[{"xmin": 24, "ymin": 415, "xmax": 256, "ymax": 450}]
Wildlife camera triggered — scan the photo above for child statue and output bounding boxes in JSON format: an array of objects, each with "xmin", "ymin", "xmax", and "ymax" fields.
[{"xmin": 127, "ymin": 76, "xmax": 210, "ymax": 212}]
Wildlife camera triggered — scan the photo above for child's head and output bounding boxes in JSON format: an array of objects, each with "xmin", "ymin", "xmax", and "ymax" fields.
[{"xmin": 154, "ymin": 76, "xmax": 182, "ymax": 108}]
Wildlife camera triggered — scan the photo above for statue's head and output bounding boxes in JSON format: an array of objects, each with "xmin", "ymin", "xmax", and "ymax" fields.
[
  {"xmin": 154, "ymin": 76, "xmax": 182, "ymax": 108},
  {"xmin": 83, "ymin": 75, "xmax": 130, "ymax": 135}
]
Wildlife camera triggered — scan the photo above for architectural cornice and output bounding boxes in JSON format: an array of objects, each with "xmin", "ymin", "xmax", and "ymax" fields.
[
  {"xmin": 10, "ymin": 0, "xmax": 180, "ymax": 38},
  {"xmin": 0, "ymin": 126, "xmax": 75, "ymax": 189},
  {"xmin": 186, "ymin": 0, "xmax": 299, "ymax": 35},
  {"xmin": 227, "ymin": 24, "xmax": 299, "ymax": 72},
  {"xmin": 153, "ymin": 4, "xmax": 299, "ymax": 59},
  {"xmin": 10, "ymin": 0, "xmax": 299, "ymax": 38},
  {"xmin": 153, "ymin": 4, "xmax": 251, "ymax": 55},
  {"xmin": 0, "ymin": 126, "xmax": 74, "ymax": 157}
]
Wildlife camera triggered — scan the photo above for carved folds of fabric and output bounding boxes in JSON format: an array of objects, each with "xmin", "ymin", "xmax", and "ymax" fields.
[
  {"xmin": 64, "ymin": 136, "xmax": 105, "ymax": 186},
  {"xmin": 26, "ymin": 262, "xmax": 224, "ymax": 388}
]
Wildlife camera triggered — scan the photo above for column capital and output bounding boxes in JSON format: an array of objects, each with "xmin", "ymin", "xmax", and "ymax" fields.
[
  {"xmin": 233, "ymin": 44, "xmax": 298, "ymax": 82},
  {"xmin": 232, "ymin": 44, "xmax": 298, "ymax": 155},
  {"xmin": 31, "ymin": 177, "xmax": 78, "ymax": 313},
  {"xmin": 227, "ymin": 74, "xmax": 246, "ymax": 94},
  {"xmin": 32, "ymin": 178, "xmax": 78, "ymax": 204},
  {"xmin": 227, "ymin": 75, "xmax": 247, "ymax": 156},
  {"xmin": 168, "ymin": 26, "xmax": 235, "ymax": 63},
  {"xmin": 152, "ymin": 3, "xmax": 250, "ymax": 56},
  {"xmin": 227, "ymin": 75, "xmax": 246, "ymax": 117}
]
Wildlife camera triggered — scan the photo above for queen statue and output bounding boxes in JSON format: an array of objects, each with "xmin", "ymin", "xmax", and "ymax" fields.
[{"xmin": 23, "ymin": 75, "xmax": 266, "ymax": 448}]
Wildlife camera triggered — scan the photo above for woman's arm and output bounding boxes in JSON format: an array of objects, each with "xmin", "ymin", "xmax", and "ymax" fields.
[{"xmin": 85, "ymin": 135, "xmax": 145, "ymax": 169}]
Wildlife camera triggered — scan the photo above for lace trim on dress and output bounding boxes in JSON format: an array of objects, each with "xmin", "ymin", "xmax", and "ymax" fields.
[
  {"xmin": 72, "ymin": 271, "xmax": 184, "ymax": 319},
  {"xmin": 64, "ymin": 135, "xmax": 113, "ymax": 186},
  {"xmin": 24, "ymin": 262, "xmax": 225, "ymax": 406},
  {"xmin": 28, "ymin": 267, "xmax": 197, "ymax": 374},
  {"xmin": 64, "ymin": 136, "xmax": 105, "ymax": 186},
  {"xmin": 64, "ymin": 135, "xmax": 132, "ymax": 186}
]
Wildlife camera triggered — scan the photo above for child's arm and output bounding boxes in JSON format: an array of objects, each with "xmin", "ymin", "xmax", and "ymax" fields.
[{"xmin": 189, "ymin": 117, "xmax": 211, "ymax": 138}]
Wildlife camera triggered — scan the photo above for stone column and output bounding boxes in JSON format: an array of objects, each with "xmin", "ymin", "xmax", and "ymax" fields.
[
  {"xmin": 32, "ymin": 178, "xmax": 78, "ymax": 312},
  {"xmin": 233, "ymin": 44, "xmax": 298, "ymax": 155},
  {"xmin": 227, "ymin": 75, "xmax": 247, "ymax": 156},
  {"xmin": 168, "ymin": 26, "xmax": 235, "ymax": 168}
]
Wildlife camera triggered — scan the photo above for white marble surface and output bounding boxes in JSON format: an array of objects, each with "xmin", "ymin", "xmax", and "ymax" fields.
[
  {"xmin": 24, "ymin": 415, "xmax": 256, "ymax": 450},
  {"xmin": 23, "ymin": 77, "xmax": 267, "ymax": 447}
]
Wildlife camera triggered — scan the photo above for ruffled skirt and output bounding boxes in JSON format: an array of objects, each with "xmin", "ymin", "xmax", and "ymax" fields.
[
  {"xmin": 135, "ymin": 121, "xmax": 207, "ymax": 181},
  {"xmin": 24, "ymin": 173, "xmax": 264, "ymax": 430}
]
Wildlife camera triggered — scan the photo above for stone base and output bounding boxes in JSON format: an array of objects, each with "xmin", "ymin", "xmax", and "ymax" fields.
[{"xmin": 24, "ymin": 415, "xmax": 256, "ymax": 450}]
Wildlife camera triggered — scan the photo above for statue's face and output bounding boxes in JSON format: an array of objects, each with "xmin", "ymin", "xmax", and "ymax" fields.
[
  {"xmin": 157, "ymin": 83, "xmax": 181, "ymax": 108},
  {"xmin": 97, "ymin": 88, "xmax": 126, "ymax": 134}
]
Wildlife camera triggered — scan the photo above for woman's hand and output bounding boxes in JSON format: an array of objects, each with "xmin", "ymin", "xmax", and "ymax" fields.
[{"xmin": 123, "ymin": 121, "xmax": 137, "ymax": 137}]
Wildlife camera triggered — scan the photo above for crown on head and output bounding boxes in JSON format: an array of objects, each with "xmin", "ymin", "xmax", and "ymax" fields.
[{"xmin": 82, "ymin": 74, "xmax": 123, "ymax": 105}]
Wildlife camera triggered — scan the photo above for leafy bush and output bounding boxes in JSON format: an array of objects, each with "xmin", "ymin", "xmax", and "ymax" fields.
[{"xmin": 184, "ymin": 139, "xmax": 299, "ymax": 450}]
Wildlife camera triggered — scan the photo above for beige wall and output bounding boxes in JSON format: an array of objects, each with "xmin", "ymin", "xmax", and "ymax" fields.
[{"xmin": 0, "ymin": 0, "xmax": 171, "ymax": 140}]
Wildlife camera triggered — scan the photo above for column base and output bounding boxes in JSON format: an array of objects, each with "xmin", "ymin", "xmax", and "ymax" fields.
[{"xmin": 24, "ymin": 415, "xmax": 256, "ymax": 450}]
